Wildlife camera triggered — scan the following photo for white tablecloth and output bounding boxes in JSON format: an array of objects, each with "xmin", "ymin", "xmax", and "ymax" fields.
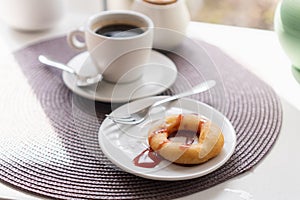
[{"xmin": 0, "ymin": 1, "xmax": 299, "ymax": 199}]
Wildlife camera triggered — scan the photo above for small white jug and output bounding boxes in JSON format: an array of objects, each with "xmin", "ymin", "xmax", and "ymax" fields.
[{"xmin": 132, "ymin": 0, "xmax": 190, "ymax": 50}]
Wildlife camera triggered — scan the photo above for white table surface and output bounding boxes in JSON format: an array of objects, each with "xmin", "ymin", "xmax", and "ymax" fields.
[{"xmin": 1, "ymin": 1, "xmax": 300, "ymax": 199}]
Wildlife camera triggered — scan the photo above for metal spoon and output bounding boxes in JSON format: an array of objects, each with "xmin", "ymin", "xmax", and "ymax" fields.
[{"xmin": 38, "ymin": 55, "xmax": 103, "ymax": 87}]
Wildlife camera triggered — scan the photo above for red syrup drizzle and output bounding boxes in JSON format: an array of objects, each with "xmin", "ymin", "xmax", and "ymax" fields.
[
  {"xmin": 133, "ymin": 130, "xmax": 197, "ymax": 168},
  {"xmin": 133, "ymin": 147, "xmax": 162, "ymax": 168},
  {"xmin": 133, "ymin": 128, "xmax": 168, "ymax": 168},
  {"xmin": 168, "ymin": 130, "xmax": 198, "ymax": 150}
]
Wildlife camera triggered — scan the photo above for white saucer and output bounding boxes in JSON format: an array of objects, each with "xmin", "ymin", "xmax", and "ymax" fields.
[
  {"xmin": 62, "ymin": 51, "xmax": 177, "ymax": 103},
  {"xmin": 98, "ymin": 96, "xmax": 236, "ymax": 181}
]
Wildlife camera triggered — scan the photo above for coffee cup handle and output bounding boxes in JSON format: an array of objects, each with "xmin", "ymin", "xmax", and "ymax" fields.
[{"xmin": 67, "ymin": 28, "xmax": 87, "ymax": 50}]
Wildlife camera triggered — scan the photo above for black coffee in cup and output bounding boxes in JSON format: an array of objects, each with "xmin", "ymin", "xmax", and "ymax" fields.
[{"xmin": 95, "ymin": 24, "xmax": 144, "ymax": 38}]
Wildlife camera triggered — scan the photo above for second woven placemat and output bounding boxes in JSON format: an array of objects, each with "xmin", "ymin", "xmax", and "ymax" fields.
[{"xmin": 0, "ymin": 36, "xmax": 282, "ymax": 199}]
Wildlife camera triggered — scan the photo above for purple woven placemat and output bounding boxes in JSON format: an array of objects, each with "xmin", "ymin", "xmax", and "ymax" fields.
[{"xmin": 0, "ymin": 36, "xmax": 282, "ymax": 199}]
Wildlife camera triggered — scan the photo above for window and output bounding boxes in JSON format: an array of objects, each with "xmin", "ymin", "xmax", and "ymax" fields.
[{"xmin": 186, "ymin": 0, "xmax": 279, "ymax": 30}]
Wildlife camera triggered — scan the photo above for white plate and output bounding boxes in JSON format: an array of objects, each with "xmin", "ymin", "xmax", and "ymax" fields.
[
  {"xmin": 98, "ymin": 96, "xmax": 236, "ymax": 181},
  {"xmin": 62, "ymin": 51, "xmax": 177, "ymax": 103}
]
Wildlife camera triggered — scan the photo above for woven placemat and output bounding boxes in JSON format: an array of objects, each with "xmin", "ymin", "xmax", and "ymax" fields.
[{"xmin": 0, "ymin": 36, "xmax": 282, "ymax": 199}]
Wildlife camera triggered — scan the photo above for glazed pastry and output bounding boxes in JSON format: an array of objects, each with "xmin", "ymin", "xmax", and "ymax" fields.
[{"xmin": 148, "ymin": 114, "xmax": 224, "ymax": 164}]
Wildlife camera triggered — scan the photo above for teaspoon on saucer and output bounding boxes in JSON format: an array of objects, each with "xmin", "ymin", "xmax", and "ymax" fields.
[{"xmin": 38, "ymin": 55, "xmax": 103, "ymax": 87}]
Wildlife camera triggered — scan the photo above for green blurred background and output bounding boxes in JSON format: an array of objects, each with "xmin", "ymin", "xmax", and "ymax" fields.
[{"xmin": 186, "ymin": 0, "xmax": 279, "ymax": 30}]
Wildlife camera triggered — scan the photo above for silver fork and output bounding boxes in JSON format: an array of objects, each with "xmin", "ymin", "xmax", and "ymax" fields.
[{"xmin": 106, "ymin": 80, "xmax": 216, "ymax": 125}]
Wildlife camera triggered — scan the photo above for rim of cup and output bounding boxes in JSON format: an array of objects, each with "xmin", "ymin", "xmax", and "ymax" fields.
[{"xmin": 87, "ymin": 10, "xmax": 154, "ymax": 40}]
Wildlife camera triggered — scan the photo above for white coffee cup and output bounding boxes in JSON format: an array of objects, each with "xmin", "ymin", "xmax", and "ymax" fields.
[{"xmin": 67, "ymin": 10, "xmax": 153, "ymax": 83}]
